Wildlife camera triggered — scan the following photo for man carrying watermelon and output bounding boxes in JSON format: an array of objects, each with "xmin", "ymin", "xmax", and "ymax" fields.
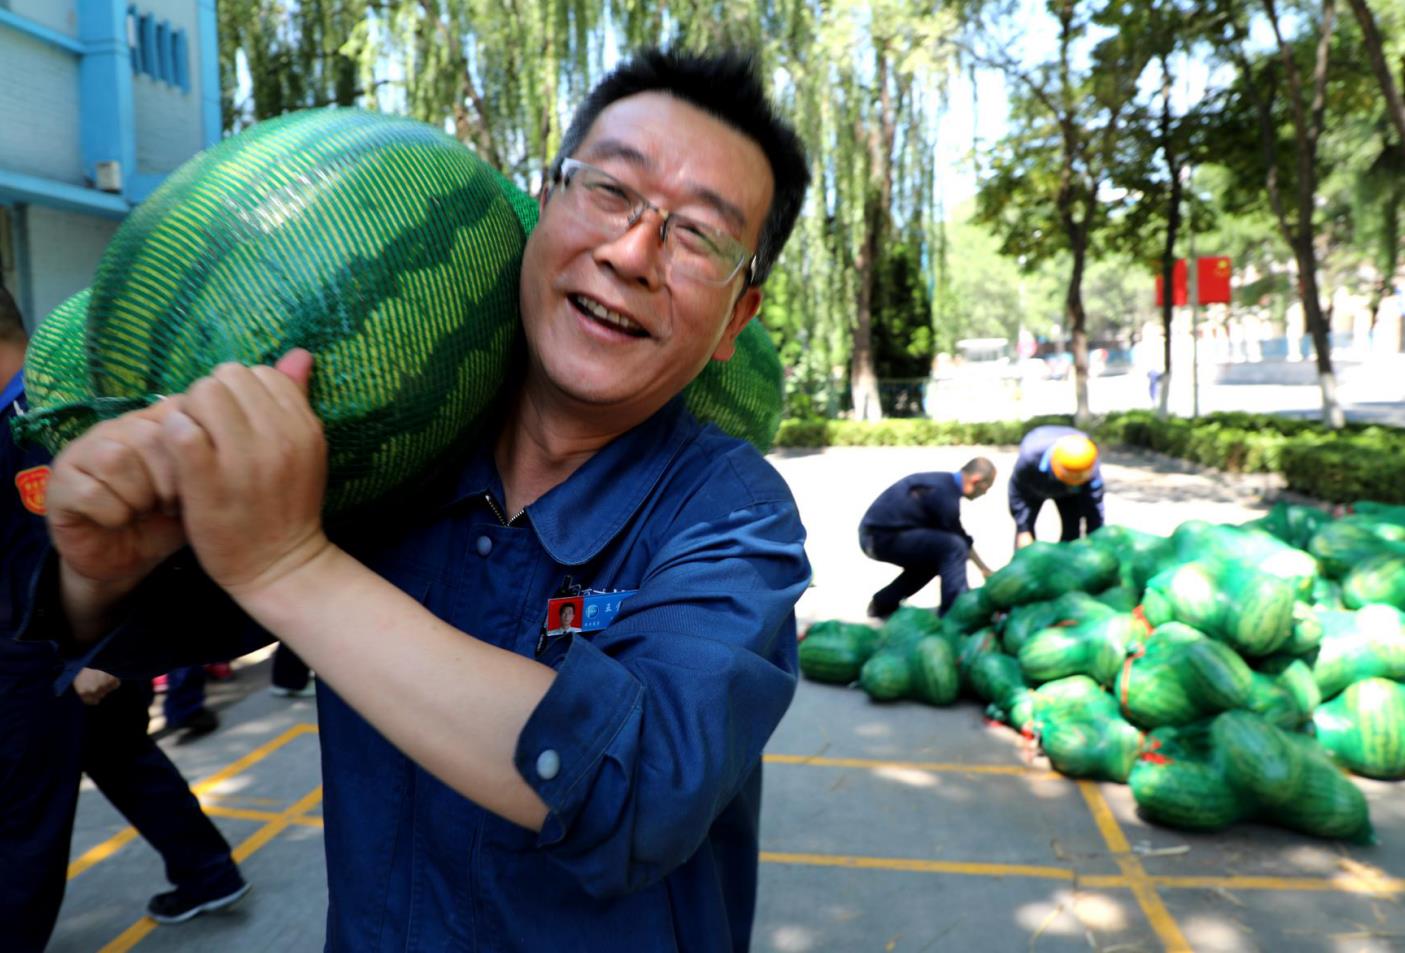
[
  {"xmin": 31, "ymin": 49, "xmax": 811, "ymax": 951},
  {"xmin": 858, "ymin": 458, "xmax": 997, "ymax": 619},
  {"xmin": 1009, "ymin": 425, "xmax": 1105, "ymax": 548}
]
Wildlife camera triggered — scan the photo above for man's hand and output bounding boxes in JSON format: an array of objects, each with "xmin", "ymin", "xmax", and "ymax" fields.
[
  {"xmin": 73, "ymin": 668, "xmax": 120, "ymax": 705},
  {"xmin": 163, "ymin": 350, "xmax": 333, "ymax": 600},
  {"xmin": 1014, "ymin": 531, "xmax": 1035, "ymax": 551},
  {"xmin": 47, "ymin": 400, "xmax": 188, "ymax": 586}
]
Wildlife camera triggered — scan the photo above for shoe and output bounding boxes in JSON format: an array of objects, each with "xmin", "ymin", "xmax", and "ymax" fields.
[
  {"xmin": 147, "ymin": 880, "xmax": 251, "ymax": 924},
  {"xmin": 866, "ymin": 599, "xmax": 896, "ymax": 621},
  {"xmin": 204, "ymin": 662, "xmax": 235, "ymax": 681},
  {"xmin": 171, "ymin": 708, "xmax": 220, "ymax": 740},
  {"xmin": 269, "ymin": 680, "xmax": 316, "ymax": 699}
]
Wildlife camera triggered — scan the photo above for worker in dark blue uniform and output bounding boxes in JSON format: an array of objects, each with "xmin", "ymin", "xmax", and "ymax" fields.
[
  {"xmin": 15, "ymin": 50, "xmax": 813, "ymax": 950},
  {"xmin": 1009, "ymin": 425, "xmax": 1104, "ymax": 549},
  {"xmin": 0, "ymin": 288, "xmax": 247, "ymax": 951},
  {"xmin": 859, "ymin": 457, "xmax": 997, "ymax": 618}
]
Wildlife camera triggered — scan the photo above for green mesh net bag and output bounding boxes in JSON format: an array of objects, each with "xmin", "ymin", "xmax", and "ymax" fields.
[
  {"xmin": 11, "ymin": 108, "xmax": 785, "ymax": 512},
  {"xmin": 1309, "ymin": 605, "xmax": 1405, "ymax": 699},
  {"xmin": 798, "ymin": 620, "xmax": 881, "ymax": 684},
  {"xmin": 999, "ymin": 591, "xmax": 1113, "ymax": 655},
  {"xmin": 1309, "ymin": 518, "xmax": 1405, "ymax": 580},
  {"xmin": 1342, "ymin": 553, "xmax": 1405, "ymax": 611},
  {"xmin": 1018, "ymin": 611, "xmax": 1145, "ymax": 687},
  {"xmin": 1130, "ymin": 713, "xmax": 1374, "ymax": 842},
  {"xmin": 859, "ymin": 635, "xmax": 960, "ymax": 705},
  {"xmin": 943, "ymin": 587, "xmax": 995, "ymax": 634},
  {"xmin": 982, "ymin": 540, "xmax": 1117, "ymax": 610},
  {"xmin": 969, "ymin": 652, "xmax": 1035, "ymax": 728},
  {"xmin": 1170, "ymin": 520, "xmax": 1319, "ymax": 597},
  {"xmin": 1313, "ymin": 677, "xmax": 1405, "ymax": 779},
  {"xmin": 1250, "ymin": 502, "xmax": 1332, "ymax": 552},
  {"xmin": 1142, "ymin": 559, "xmax": 1297, "ymax": 657},
  {"xmin": 1114, "ymin": 622, "xmax": 1254, "ymax": 729},
  {"xmin": 1029, "ymin": 675, "xmax": 1145, "ymax": 782}
]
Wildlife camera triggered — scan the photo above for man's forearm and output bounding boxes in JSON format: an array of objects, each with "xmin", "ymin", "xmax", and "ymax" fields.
[
  {"xmin": 59, "ymin": 561, "xmax": 145, "ymax": 646},
  {"xmin": 234, "ymin": 545, "xmax": 556, "ymax": 831}
]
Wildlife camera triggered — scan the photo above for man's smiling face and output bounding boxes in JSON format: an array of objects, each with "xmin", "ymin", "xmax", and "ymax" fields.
[{"xmin": 517, "ymin": 92, "xmax": 774, "ymax": 426}]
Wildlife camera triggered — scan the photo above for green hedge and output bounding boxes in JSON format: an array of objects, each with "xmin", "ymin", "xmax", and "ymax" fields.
[{"xmin": 773, "ymin": 410, "xmax": 1405, "ymax": 505}]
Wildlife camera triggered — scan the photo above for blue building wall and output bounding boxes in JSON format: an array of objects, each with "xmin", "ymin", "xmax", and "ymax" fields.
[{"xmin": 0, "ymin": 0, "xmax": 218, "ymax": 329}]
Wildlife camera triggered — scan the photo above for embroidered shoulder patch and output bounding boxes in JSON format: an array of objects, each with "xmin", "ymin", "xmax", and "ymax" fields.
[{"xmin": 15, "ymin": 465, "xmax": 50, "ymax": 516}]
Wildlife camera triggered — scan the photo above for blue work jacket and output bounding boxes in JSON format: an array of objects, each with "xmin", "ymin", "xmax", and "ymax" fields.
[
  {"xmin": 21, "ymin": 396, "xmax": 811, "ymax": 951},
  {"xmin": 858, "ymin": 471, "xmax": 972, "ymax": 546}
]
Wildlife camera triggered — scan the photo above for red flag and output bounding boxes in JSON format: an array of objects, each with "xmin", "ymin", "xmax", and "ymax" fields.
[
  {"xmin": 1197, "ymin": 256, "xmax": 1232, "ymax": 304},
  {"xmin": 1154, "ymin": 259, "xmax": 1187, "ymax": 307}
]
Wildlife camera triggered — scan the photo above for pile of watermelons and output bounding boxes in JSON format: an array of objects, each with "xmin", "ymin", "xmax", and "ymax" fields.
[{"xmin": 799, "ymin": 499, "xmax": 1405, "ymax": 844}]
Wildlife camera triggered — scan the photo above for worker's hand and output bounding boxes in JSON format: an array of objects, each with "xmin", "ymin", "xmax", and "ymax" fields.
[
  {"xmin": 73, "ymin": 668, "xmax": 120, "ymax": 706},
  {"xmin": 978, "ymin": 565, "xmax": 993, "ymax": 580},
  {"xmin": 162, "ymin": 350, "xmax": 333, "ymax": 600},
  {"xmin": 47, "ymin": 399, "xmax": 188, "ymax": 586},
  {"xmin": 1014, "ymin": 531, "xmax": 1035, "ymax": 551}
]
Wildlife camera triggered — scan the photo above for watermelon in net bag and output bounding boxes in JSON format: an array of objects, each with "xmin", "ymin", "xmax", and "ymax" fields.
[{"xmin": 12, "ymin": 109, "xmax": 784, "ymax": 512}]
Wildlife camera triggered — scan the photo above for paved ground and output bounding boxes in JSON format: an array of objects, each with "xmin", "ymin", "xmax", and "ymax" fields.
[{"xmin": 46, "ymin": 445, "xmax": 1405, "ymax": 952}]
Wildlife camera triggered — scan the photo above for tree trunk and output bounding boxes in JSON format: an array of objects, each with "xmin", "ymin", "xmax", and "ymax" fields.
[
  {"xmin": 1296, "ymin": 251, "xmax": 1346, "ymax": 427},
  {"xmin": 851, "ymin": 196, "xmax": 883, "ymax": 421},
  {"xmin": 1068, "ymin": 238, "xmax": 1092, "ymax": 426},
  {"xmin": 1344, "ymin": 0, "xmax": 1405, "ymax": 162}
]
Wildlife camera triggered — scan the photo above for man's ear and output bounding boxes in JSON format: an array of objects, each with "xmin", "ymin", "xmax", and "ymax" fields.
[{"xmin": 711, "ymin": 286, "xmax": 763, "ymax": 361}]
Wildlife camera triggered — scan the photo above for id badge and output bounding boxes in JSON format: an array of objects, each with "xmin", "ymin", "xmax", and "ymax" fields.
[{"xmin": 537, "ymin": 586, "xmax": 638, "ymax": 656}]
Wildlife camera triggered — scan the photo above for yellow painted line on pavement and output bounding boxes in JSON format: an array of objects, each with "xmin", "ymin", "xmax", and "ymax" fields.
[
  {"xmin": 1078, "ymin": 781, "xmax": 1191, "ymax": 953},
  {"xmin": 762, "ymin": 850, "xmax": 1098, "ymax": 882},
  {"xmin": 98, "ymin": 784, "xmax": 323, "ymax": 953},
  {"xmin": 200, "ymin": 803, "xmax": 324, "ymax": 828},
  {"xmin": 67, "ymin": 723, "xmax": 318, "ymax": 881},
  {"xmin": 1150, "ymin": 874, "xmax": 1405, "ymax": 897},
  {"xmin": 764, "ymin": 753, "xmax": 1058, "ymax": 779}
]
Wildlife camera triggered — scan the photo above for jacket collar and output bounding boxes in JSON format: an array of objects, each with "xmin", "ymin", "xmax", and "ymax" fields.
[{"xmin": 448, "ymin": 397, "xmax": 700, "ymax": 566}]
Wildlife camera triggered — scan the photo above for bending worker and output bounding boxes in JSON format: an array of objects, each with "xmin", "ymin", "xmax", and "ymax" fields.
[
  {"xmin": 1009, "ymin": 425, "xmax": 1103, "ymax": 549},
  {"xmin": 859, "ymin": 458, "xmax": 996, "ymax": 619}
]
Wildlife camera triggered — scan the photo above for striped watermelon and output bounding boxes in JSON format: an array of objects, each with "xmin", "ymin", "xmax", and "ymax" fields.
[
  {"xmin": 1313, "ymin": 677, "xmax": 1405, "ymax": 779},
  {"xmin": 12, "ymin": 108, "xmax": 785, "ymax": 511}
]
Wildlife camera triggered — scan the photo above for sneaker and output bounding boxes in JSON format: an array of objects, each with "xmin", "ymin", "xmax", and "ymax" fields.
[
  {"xmin": 866, "ymin": 598, "xmax": 896, "ymax": 621},
  {"xmin": 147, "ymin": 880, "xmax": 251, "ymax": 925},
  {"xmin": 152, "ymin": 674, "xmax": 168, "ymax": 694},
  {"xmin": 171, "ymin": 708, "xmax": 220, "ymax": 740},
  {"xmin": 268, "ymin": 680, "xmax": 316, "ymax": 699}
]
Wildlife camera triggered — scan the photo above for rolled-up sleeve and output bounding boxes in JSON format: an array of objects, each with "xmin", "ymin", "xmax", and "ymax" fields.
[{"xmin": 512, "ymin": 500, "xmax": 809, "ymax": 899}]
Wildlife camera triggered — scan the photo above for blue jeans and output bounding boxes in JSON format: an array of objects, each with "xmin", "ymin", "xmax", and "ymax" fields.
[{"xmin": 861, "ymin": 526, "xmax": 969, "ymax": 615}]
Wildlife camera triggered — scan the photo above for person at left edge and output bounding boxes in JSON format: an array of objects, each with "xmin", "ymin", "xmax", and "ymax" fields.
[
  {"xmin": 0, "ymin": 287, "xmax": 248, "ymax": 951},
  {"xmin": 858, "ymin": 458, "xmax": 996, "ymax": 619},
  {"xmin": 26, "ymin": 49, "xmax": 812, "ymax": 951}
]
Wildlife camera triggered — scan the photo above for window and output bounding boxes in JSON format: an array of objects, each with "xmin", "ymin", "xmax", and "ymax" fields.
[
  {"xmin": 155, "ymin": 21, "xmax": 169, "ymax": 82},
  {"xmin": 173, "ymin": 29, "xmax": 189, "ymax": 92},
  {"xmin": 139, "ymin": 13, "xmax": 155, "ymax": 78},
  {"xmin": 127, "ymin": 5, "xmax": 140, "ymax": 73}
]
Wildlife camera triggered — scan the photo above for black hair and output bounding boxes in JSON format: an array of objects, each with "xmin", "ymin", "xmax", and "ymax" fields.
[
  {"xmin": 0, "ymin": 285, "xmax": 25, "ymax": 347},
  {"xmin": 554, "ymin": 47, "xmax": 809, "ymax": 287},
  {"xmin": 962, "ymin": 457, "xmax": 996, "ymax": 481}
]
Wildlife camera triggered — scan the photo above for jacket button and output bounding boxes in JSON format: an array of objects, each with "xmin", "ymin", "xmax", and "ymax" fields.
[
  {"xmin": 536, "ymin": 749, "xmax": 560, "ymax": 781},
  {"xmin": 476, "ymin": 535, "xmax": 492, "ymax": 556}
]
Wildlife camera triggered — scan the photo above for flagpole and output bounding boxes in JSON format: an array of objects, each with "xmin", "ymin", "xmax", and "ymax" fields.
[{"xmin": 1188, "ymin": 167, "xmax": 1200, "ymax": 418}]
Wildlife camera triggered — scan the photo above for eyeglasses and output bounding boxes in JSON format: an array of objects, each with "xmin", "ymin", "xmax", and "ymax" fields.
[{"xmin": 551, "ymin": 158, "xmax": 757, "ymax": 286}]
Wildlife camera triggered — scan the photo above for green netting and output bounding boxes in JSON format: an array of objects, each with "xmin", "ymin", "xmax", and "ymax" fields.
[
  {"xmin": 1114, "ymin": 622, "xmax": 1255, "ymax": 728},
  {"xmin": 1313, "ymin": 677, "xmax": 1405, "ymax": 779},
  {"xmin": 955, "ymin": 627, "xmax": 1001, "ymax": 691},
  {"xmin": 1244, "ymin": 660, "xmax": 1320, "ymax": 729},
  {"xmin": 859, "ymin": 635, "xmax": 959, "ymax": 705},
  {"xmin": 1309, "ymin": 577, "xmax": 1345, "ymax": 610},
  {"xmin": 798, "ymin": 621, "xmax": 881, "ymax": 684},
  {"xmin": 1000, "ymin": 592, "xmax": 1114, "ymax": 655},
  {"xmin": 1342, "ymin": 553, "xmax": 1405, "ymax": 611},
  {"xmin": 944, "ymin": 587, "xmax": 995, "ymax": 634},
  {"xmin": 1142, "ymin": 559, "xmax": 1296, "ymax": 657},
  {"xmin": 981, "ymin": 540, "xmax": 1117, "ymax": 609},
  {"xmin": 1087, "ymin": 524, "xmax": 1174, "ymax": 596},
  {"xmin": 1309, "ymin": 518, "xmax": 1405, "ymax": 580},
  {"xmin": 1282, "ymin": 603, "xmax": 1326, "ymax": 655},
  {"xmin": 969, "ymin": 653, "xmax": 1035, "ymax": 728},
  {"xmin": 1309, "ymin": 605, "xmax": 1405, "ymax": 699},
  {"xmin": 1253, "ymin": 502, "xmax": 1332, "ymax": 551},
  {"xmin": 1170, "ymin": 520, "xmax": 1319, "ymax": 596},
  {"xmin": 9, "ymin": 107, "xmax": 784, "ymax": 511},
  {"xmin": 1018, "ymin": 612, "xmax": 1145, "ymax": 686},
  {"xmin": 1352, "ymin": 501, "xmax": 1405, "ymax": 526},
  {"xmin": 1129, "ymin": 713, "xmax": 1374, "ymax": 842},
  {"xmin": 1030, "ymin": 676, "xmax": 1145, "ymax": 782}
]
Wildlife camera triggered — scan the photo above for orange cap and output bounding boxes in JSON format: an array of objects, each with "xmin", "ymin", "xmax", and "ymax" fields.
[{"xmin": 1051, "ymin": 434, "xmax": 1098, "ymax": 485}]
